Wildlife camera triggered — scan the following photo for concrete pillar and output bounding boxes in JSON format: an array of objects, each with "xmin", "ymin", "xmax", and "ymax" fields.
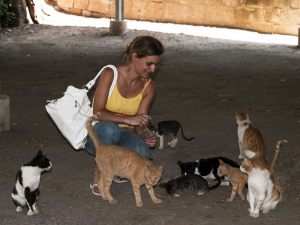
[
  {"xmin": 109, "ymin": 0, "xmax": 127, "ymax": 36},
  {"xmin": 109, "ymin": 20, "xmax": 127, "ymax": 36},
  {"xmin": 298, "ymin": 28, "xmax": 300, "ymax": 48},
  {"xmin": 0, "ymin": 95, "xmax": 10, "ymax": 132}
]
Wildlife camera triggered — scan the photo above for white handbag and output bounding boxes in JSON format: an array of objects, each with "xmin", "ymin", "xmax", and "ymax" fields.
[{"xmin": 45, "ymin": 65, "xmax": 118, "ymax": 150}]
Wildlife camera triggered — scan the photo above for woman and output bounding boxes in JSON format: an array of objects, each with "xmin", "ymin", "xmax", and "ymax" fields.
[{"xmin": 85, "ymin": 36, "xmax": 164, "ymax": 195}]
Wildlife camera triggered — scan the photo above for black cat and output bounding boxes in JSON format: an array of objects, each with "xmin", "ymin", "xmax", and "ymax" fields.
[
  {"xmin": 177, "ymin": 157, "xmax": 239, "ymax": 186},
  {"xmin": 159, "ymin": 174, "xmax": 220, "ymax": 197},
  {"xmin": 149, "ymin": 120, "xmax": 194, "ymax": 150},
  {"xmin": 11, "ymin": 150, "xmax": 52, "ymax": 216}
]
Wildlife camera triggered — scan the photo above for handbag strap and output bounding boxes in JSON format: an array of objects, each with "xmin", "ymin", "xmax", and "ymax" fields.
[{"xmin": 83, "ymin": 64, "xmax": 118, "ymax": 98}]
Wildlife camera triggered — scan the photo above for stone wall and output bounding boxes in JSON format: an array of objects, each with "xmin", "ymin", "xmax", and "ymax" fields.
[{"xmin": 48, "ymin": 0, "xmax": 300, "ymax": 36}]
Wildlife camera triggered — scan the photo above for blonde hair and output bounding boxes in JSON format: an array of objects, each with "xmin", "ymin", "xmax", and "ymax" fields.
[{"xmin": 121, "ymin": 36, "xmax": 164, "ymax": 65}]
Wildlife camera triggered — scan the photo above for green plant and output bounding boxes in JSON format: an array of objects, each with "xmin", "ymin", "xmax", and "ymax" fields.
[{"xmin": 0, "ymin": 0, "xmax": 18, "ymax": 27}]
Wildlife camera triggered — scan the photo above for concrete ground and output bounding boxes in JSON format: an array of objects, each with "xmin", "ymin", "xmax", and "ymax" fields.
[{"xmin": 0, "ymin": 24, "xmax": 300, "ymax": 225}]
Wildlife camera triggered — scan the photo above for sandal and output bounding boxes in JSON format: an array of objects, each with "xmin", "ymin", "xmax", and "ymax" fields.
[
  {"xmin": 113, "ymin": 176, "xmax": 128, "ymax": 183},
  {"xmin": 89, "ymin": 183, "xmax": 101, "ymax": 196}
]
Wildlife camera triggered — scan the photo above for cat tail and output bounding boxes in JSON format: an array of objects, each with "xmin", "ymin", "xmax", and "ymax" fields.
[
  {"xmin": 208, "ymin": 179, "xmax": 221, "ymax": 191},
  {"xmin": 86, "ymin": 113, "xmax": 103, "ymax": 150},
  {"xmin": 179, "ymin": 126, "xmax": 195, "ymax": 141},
  {"xmin": 269, "ymin": 140, "xmax": 287, "ymax": 174}
]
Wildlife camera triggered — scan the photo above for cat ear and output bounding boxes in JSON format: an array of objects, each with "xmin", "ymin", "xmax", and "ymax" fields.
[
  {"xmin": 199, "ymin": 159, "xmax": 205, "ymax": 163},
  {"xmin": 177, "ymin": 161, "xmax": 183, "ymax": 167},
  {"xmin": 37, "ymin": 150, "xmax": 43, "ymax": 156},
  {"xmin": 243, "ymin": 158, "xmax": 251, "ymax": 166},
  {"xmin": 245, "ymin": 107, "xmax": 252, "ymax": 113}
]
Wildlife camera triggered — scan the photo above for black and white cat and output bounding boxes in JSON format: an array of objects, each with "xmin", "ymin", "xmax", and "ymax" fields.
[
  {"xmin": 159, "ymin": 174, "xmax": 220, "ymax": 197},
  {"xmin": 177, "ymin": 157, "xmax": 239, "ymax": 186},
  {"xmin": 149, "ymin": 120, "xmax": 194, "ymax": 150},
  {"xmin": 11, "ymin": 150, "xmax": 52, "ymax": 216}
]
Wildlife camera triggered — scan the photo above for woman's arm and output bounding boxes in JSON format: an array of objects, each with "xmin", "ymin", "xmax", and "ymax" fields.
[
  {"xmin": 92, "ymin": 67, "xmax": 113, "ymax": 114},
  {"xmin": 134, "ymin": 81, "xmax": 157, "ymax": 147}
]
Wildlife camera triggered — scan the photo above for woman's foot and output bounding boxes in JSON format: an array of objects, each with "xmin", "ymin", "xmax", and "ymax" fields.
[
  {"xmin": 113, "ymin": 176, "xmax": 128, "ymax": 183},
  {"xmin": 89, "ymin": 183, "xmax": 101, "ymax": 196}
]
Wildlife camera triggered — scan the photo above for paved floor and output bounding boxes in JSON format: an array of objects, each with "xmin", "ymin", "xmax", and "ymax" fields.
[{"xmin": 0, "ymin": 24, "xmax": 300, "ymax": 225}]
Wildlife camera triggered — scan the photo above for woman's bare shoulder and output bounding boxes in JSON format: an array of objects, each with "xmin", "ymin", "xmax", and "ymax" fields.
[
  {"xmin": 143, "ymin": 79, "xmax": 156, "ymax": 96},
  {"xmin": 101, "ymin": 66, "xmax": 115, "ymax": 77}
]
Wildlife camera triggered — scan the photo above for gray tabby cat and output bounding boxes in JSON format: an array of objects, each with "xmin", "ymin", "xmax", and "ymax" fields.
[{"xmin": 159, "ymin": 174, "xmax": 220, "ymax": 197}]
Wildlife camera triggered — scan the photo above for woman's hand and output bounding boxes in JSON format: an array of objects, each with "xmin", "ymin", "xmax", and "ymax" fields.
[
  {"xmin": 124, "ymin": 114, "xmax": 151, "ymax": 127},
  {"xmin": 134, "ymin": 125, "xmax": 157, "ymax": 148},
  {"xmin": 95, "ymin": 111, "xmax": 151, "ymax": 128},
  {"xmin": 144, "ymin": 130, "xmax": 157, "ymax": 148}
]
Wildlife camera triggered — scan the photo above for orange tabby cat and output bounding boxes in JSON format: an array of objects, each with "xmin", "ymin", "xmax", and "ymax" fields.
[
  {"xmin": 217, "ymin": 159, "xmax": 248, "ymax": 202},
  {"xmin": 240, "ymin": 140, "xmax": 287, "ymax": 218},
  {"xmin": 86, "ymin": 113, "xmax": 163, "ymax": 207},
  {"xmin": 235, "ymin": 112, "xmax": 266, "ymax": 160}
]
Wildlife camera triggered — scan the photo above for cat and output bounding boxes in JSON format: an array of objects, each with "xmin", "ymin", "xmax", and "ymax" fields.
[
  {"xmin": 235, "ymin": 111, "xmax": 267, "ymax": 160},
  {"xmin": 11, "ymin": 150, "xmax": 52, "ymax": 216},
  {"xmin": 86, "ymin": 113, "xmax": 164, "ymax": 207},
  {"xmin": 177, "ymin": 156, "xmax": 240, "ymax": 186},
  {"xmin": 159, "ymin": 174, "xmax": 220, "ymax": 197},
  {"xmin": 149, "ymin": 120, "xmax": 194, "ymax": 150},
  {"xmin": 217, "ymin": 159, "xmax": 248, "ymax": 202},
  {"xmin": 240, "ymin": 140, "xmax": 287, "ymax": 218}
]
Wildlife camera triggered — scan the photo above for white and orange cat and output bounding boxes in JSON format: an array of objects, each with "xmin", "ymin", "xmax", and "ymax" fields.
[
  {"xmin": 235, "ymin": 112, "xmax": 266, "ymax": 159},
  {"xmin": 240, "ymin": 140, "xmax": 287, "ymax": 218},
  {"xmin": 86, "ymin": 113, "xmax": 163, "ymax": 207},
  {"xmin": 217, "ymin": 159, "xmax": 248, "ymax": 202}
]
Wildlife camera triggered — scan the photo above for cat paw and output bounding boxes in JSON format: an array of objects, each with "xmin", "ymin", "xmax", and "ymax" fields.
[
  {"xmin": 16, "ymin": 206, "xmax": 23, "ymax": 212},
  {"xmin": 227, "ymin": 198, "xmax": 233, "ymax": 202},
  {"xmin": 108, "ymin": 198, "xmax": 118, "ymax": 204},
  {"xmin": 250, "ymin": 211, "xmax": 259, "ymax": 218},
  {"xmin": 27, "ymin": 210, "xmax": 35, "ymax": 216},
  {"xmin": 197, "ymin": 191, "xmax": 206, "ymax": 196},
  {"xmin": 262, "ymin": 208, "xmax": 270, "ymax": 214},
  {"xmin": 33, "ymin": 209, "xmax": 39, "ymax": 215},
  {"xmin": 136, "ymin": 201, "xmax": 143, "ymax": 207},
  {"xmin": 101, "ymin": 195, "xmax": 108, "ymax": 201},
  {"xmin": 153, "ymin": 198, "xmax": 162, "ymax": 204}
]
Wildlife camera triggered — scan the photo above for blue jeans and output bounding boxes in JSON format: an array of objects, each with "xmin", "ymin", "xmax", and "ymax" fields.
[{"xmin": 84, "ymin": 121, "xmax": 152, "ymax": 160}]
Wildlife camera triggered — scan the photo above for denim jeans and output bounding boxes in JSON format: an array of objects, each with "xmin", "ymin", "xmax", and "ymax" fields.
[{"xmin": 84, "ymin": 121, "xmax": 152, "ymax": 160}]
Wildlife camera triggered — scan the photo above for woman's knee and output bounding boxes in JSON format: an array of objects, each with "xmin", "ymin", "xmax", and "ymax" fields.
[
  {"xmin": 138, "ymin": 143, "xmax": 153, "ymax": 160},
  {"xmin": 93, "ymin": 121, "xmax": 120, "ymax": 144},
  {"xmin": 119, "ymin": 130, "xmax": 152, "ymax": 159}
]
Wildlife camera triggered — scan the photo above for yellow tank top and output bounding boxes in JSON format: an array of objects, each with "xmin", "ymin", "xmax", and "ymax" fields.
[{"xmin": 106, "ymin": 79, "xmax": 152, "ymax": 116}]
